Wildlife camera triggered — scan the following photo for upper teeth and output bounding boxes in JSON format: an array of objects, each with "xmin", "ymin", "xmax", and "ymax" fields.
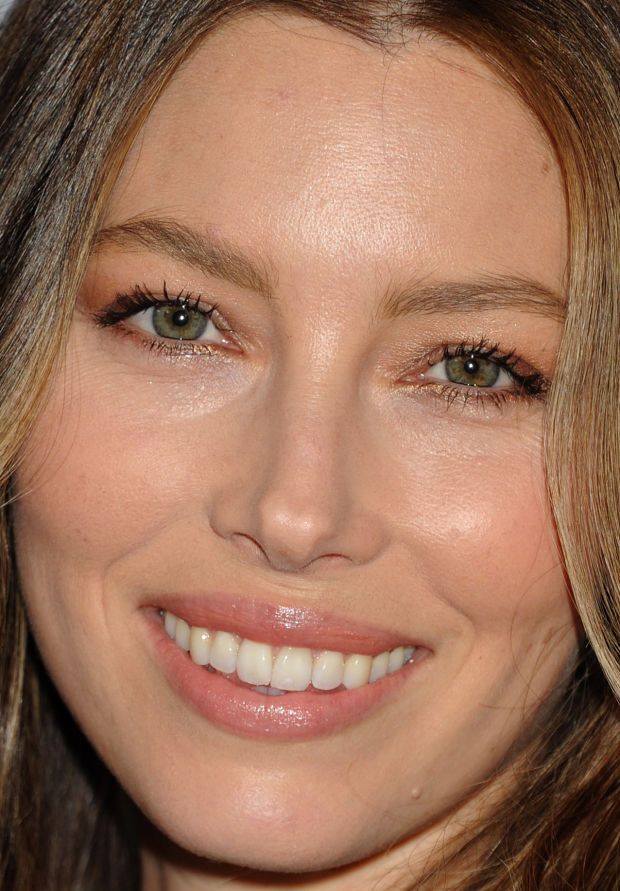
[{"xmin": 163, "ymin": 610, "xmax": 415, "ymax": 693}]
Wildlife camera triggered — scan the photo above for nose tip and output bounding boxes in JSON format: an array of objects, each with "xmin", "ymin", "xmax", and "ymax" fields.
[
  {"xmin": 230, "ymin": 526, "xmax": 351, "ymax": 573},
  {"xmin": 245, "ymin": 494, "xmax": 354, "ymax": 572},
  {"xmin": 209, "ymin": 431, "xmax": 387, "ymax": 574},
  {"xmin": 208, "ymin": 377, "xmax": 388, "ymax": 574}
]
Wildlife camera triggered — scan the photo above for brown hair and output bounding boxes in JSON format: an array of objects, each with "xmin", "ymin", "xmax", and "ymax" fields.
[{"xmin": 0, "ymin": 1, "xmax": 618, "ymax": 888}]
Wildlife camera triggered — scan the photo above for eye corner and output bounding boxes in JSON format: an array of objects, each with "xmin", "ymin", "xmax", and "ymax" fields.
[
  {"xmin": 394, "ymin": 336, "xmax": 549, "ymax": 415},
  {"xmin": 89, "ymin": 282, "xmax": 241, "ymax": 358}
]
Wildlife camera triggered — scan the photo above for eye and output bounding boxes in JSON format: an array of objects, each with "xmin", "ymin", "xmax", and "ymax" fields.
[
  {"xmin": 130, "ymin": 302, "xmax": 225, "ymax": 343},
  {"xmin": 92, "ymin": 285, "xmax": 240, "ymax": 358},
  {"xmin": 423, "ymin": 350, "xmax": 514, "ymax": 389}
]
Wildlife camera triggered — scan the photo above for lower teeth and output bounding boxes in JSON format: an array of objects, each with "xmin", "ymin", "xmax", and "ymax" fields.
[
  {"xmin": 207, "ymin": 665, "xmax": 288, "ymax": 695},
  {"xmin": 253, "ymin": 685, "xmax": 287, "ymax": 696}
]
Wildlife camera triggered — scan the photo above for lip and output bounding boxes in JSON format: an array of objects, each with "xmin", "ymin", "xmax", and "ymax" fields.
[
  {"xmin": 142, "ymin": 600, "xmax": 431, "ymax": 741},
  {"xmin": 143, "ymin": 593, "xmax": 424, "ymax": 654}
]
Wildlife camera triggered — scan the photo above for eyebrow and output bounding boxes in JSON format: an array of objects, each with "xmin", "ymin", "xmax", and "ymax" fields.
[
  {"xmin": 378, "ymin": 275, "xmax": 566, "ymax": 322},
  {"xmin": 95, "ymin": 216, "xmax": 566, "ymax": 322},
  {"xmin": 95, "ymin": 217, "xmax": 276, "ymax": 300}
]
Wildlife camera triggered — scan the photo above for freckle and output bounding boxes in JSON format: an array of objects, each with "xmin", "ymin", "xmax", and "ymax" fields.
[{"xmin": 266, "ymin": 86, "xmax": 292, "ymax": 104}]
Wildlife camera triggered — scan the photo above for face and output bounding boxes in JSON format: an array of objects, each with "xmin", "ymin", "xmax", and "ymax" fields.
[{"xmin": 13, "ymin": 12, "xmax": 578, "ymax": 885}]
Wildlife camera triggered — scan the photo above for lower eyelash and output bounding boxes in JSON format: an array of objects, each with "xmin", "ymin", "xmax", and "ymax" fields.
[
  {"xmin": 108, "ymin": 324, "xmax": 218, "ymax": 359},
  {"xmin": 427, "ymin": 383, "xmax": 542, "ymax": 411},
  {"xmin": 92, "ymin": 283, "xmax": 225, "ymax": 357},
  {"xmin": 409, "ymin": 338, "xmax": 549, "ymax": 412}
]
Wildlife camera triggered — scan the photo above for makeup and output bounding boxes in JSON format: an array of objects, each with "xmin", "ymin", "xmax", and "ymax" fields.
[{"xmin": 143, "ymin": 598, "xmax": 430, "ymax": 739}]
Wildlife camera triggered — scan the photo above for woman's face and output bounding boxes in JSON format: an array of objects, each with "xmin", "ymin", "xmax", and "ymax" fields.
[{"xmin": 14, "ymin": 12, "xmax": 578, "ymax": 884}]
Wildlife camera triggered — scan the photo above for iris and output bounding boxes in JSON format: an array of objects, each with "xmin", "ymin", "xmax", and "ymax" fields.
[
  {"xmin": 151, "ymin": 304, "xmax": 209, "ymax": 340},
  {"xmin": 445, "ymin": 353, "xmax": 500, "ymax": 388}
]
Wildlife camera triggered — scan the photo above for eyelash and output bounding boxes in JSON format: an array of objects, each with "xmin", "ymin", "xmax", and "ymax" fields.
[
  {"xmin": 92, "ymin": 284, "xmax": 549, "ymax": 411},
  {"xmin": 414, "ymin": 338, "xmax": 548, "ymax": 410},
  {"xmin": 93, "ymin": 283, "xmax": 224, "ymax": 357}
]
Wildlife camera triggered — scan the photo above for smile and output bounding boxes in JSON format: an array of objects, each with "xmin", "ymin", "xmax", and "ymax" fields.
[
  {"xmin": 163, "ymin": 609, "xmax": 415, "ymax": 694},
  {"xmin": 146, "ymin": 599, "xmax": 429, "ymax": 739}
]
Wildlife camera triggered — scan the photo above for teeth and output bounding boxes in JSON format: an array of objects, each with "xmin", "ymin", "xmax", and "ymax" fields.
[
  {"xmin": 162, "ymin": 610, "xmax": 415, "ymax": 693},
  {"xmin": 209, "ymin": 631, "xmax": 240, "ymax": 674},
  {"xmin": 164, "ymin": 611, "xmax": 177, "ymax": 640},
  {"xmin": 272, "ymin": 647, "xmax": 313, "ymax": 692},
  {"xmin": 189, "ymin": 627, "xmax": 212, "ymax": 666},
  {"xmin": 312, "ymin": 650, "xmax": 345, "ymax": 691},
  {"xmin": 369, "ymin": 651, "xmax": 390, "ymax": 683},
  {"xmin": 343, "ymin": 654, "xmax": 372, "ymax": 689},
  {"xmin": 237, "ymin": 639, "xmax": 273, "ymax": 686},
  {"xmin": 388, "ymin": 646, "xmax": 404, "ymax": 674},
  {"xmin": 175, "ymin": 618, "xmax": 191, "ymax": 651}
]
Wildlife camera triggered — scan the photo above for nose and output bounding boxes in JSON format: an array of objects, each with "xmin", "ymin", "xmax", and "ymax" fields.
[{"xmin": 208, "ymin": 377, "xmax": 387, "ymax": 574}]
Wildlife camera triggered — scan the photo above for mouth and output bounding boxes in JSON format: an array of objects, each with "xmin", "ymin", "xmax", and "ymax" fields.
[
  {"xmin": 143, "ymin": 597, "xmax": 430, "ymax": 740},
  {"xmin": 162, "ymin": 609, "xmax": 416, "ymax": 695}
]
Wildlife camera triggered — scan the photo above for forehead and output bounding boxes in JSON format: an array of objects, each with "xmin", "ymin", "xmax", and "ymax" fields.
[{"xmin": 106, "ymin": 12, "xmax": 566, "ymax": 291}]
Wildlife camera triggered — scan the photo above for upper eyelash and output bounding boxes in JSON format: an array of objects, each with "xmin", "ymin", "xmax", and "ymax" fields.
[
  {"xmin": 92, "ymin": 287, "xmax": 548, "ymax": 407},
  {"xmin": 93, "ymin": 283, "xmax": 217, "ymax": 328},
  {"xmin": 435, "ymin": 337, "xmax": 547, "ymax": 398}
]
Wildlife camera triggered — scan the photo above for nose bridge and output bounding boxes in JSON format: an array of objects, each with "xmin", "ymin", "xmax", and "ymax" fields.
[
  {"xmin": 217, "ymin": 337, "xmax": 389, "ymax": 574},
  {"xmin": 208, "ymin": 328, "xmax": 388, "ymax": 573},
  {"xmin": 255, "ymin": 361, "xmax": 352, "ymax": 556},
  {"xmin": 275, "ymin": 361, "xmax": 346, "ymax": 475}
]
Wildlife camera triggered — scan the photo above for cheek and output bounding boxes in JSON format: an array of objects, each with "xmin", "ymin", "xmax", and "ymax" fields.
[
  {"xmin": 13, "ymin": 349, "xmax": 243, "ymax": 571},
  {"xmin": 381, "ymin": 410, "xmax": 571, "ymax": 651},
  {"xmin": 423, "ymin": 459, "xmax": 556, "ymax": 610},
  {"xmin": 15, "ymin": 347, "xmax": 565, "ymax": 643}
]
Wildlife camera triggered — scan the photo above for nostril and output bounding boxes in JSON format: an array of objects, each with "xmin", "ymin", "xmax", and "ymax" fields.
[
  {"xmin": 308, "ymin": 552, "xmax": 352, "ymax": 570},
  {"xmin": 230, "ymin": 532, "xmax": 269, "ymax": 563}
]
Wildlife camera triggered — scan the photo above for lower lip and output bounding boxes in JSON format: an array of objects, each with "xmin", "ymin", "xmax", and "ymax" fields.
[{"xmin": 144, "ymin": 611, "xmax": 426, "ymax": 740}]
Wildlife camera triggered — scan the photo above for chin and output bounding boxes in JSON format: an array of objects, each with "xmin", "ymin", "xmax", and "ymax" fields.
[{"xmin": 138, "ymin": 790, "xmax": 390, "ymax": 876}]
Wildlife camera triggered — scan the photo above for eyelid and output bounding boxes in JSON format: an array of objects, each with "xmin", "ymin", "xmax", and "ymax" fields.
[
  {"xmin": 423, "ymin": 341, "xmax": 520, "ymax": 386},
  {"xmin": 93, "ymin": 283, "xmax": 221, "ymax": 327},
  {"xmin": 397, "ymin": 337, "xmax": 549, "ymax": 409},
  {"xmin": 91, "ymin": 283, "xmax": 243, "ymax": 358},
  {"xmin": 425, "ymin": 341, "xmax": 536, "ymax": 386}
]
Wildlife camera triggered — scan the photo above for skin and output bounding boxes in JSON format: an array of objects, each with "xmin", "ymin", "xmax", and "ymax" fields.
[{"xmin": 13, "ymin": 13, "xmax": 579, "ymax": 891}]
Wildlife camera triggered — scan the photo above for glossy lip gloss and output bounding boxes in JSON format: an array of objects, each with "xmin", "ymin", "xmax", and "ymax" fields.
[{"xmin": 142, "ymin": 595, "xmax": 431, "ymax": 740}]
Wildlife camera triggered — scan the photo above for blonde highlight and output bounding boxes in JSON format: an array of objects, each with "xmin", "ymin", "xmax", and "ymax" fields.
[{"xmin": 0, "ymin": 2, "xmax": 618, "ymax": 888}]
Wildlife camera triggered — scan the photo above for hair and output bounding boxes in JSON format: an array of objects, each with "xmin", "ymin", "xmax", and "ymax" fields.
[{"xmin": 0, "ymin": 1, "xmax": 618, "ymax": 888}]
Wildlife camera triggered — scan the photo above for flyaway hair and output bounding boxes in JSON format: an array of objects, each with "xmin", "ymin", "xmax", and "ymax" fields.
[{"xmin": 0, "ymin": 1, "xmax": 618, "ymax": 888}]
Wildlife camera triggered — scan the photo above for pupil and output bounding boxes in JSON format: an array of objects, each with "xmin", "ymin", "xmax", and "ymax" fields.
[
  {"xmin": 464, "ymin": 356, "xmax": 479, "ymax": 376},
  {"xmin": 172, "ymin": 308, "xmax": 190, "ymax": 327}
]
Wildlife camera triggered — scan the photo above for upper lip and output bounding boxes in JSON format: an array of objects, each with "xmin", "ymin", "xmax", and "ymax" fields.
[{"xmin": 146, "ymin": 592, "xmax": 422, "ymax": 655}]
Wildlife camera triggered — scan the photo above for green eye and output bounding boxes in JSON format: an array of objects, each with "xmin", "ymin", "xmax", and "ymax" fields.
[
  {"xmin": 444, "ymin": 354, "xmax": 501, "ymax": 388},
  {"xmin": 94, "ymin": 286, "xmax": 231, "ymax": 350},
  {"xmin": 423, "ymin": 350, "xmax": 514, "ymax": 389},
  {"xmin": 151, "ymin": 304, "xmax": 210, "ymax": 340},
  {"xmin": 126, "ymin": 301, "xmax": 224, "ymax": 343},
  {"xmin": 415, "ymin": 343, "xmax": 547, "ymax": 405}
]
